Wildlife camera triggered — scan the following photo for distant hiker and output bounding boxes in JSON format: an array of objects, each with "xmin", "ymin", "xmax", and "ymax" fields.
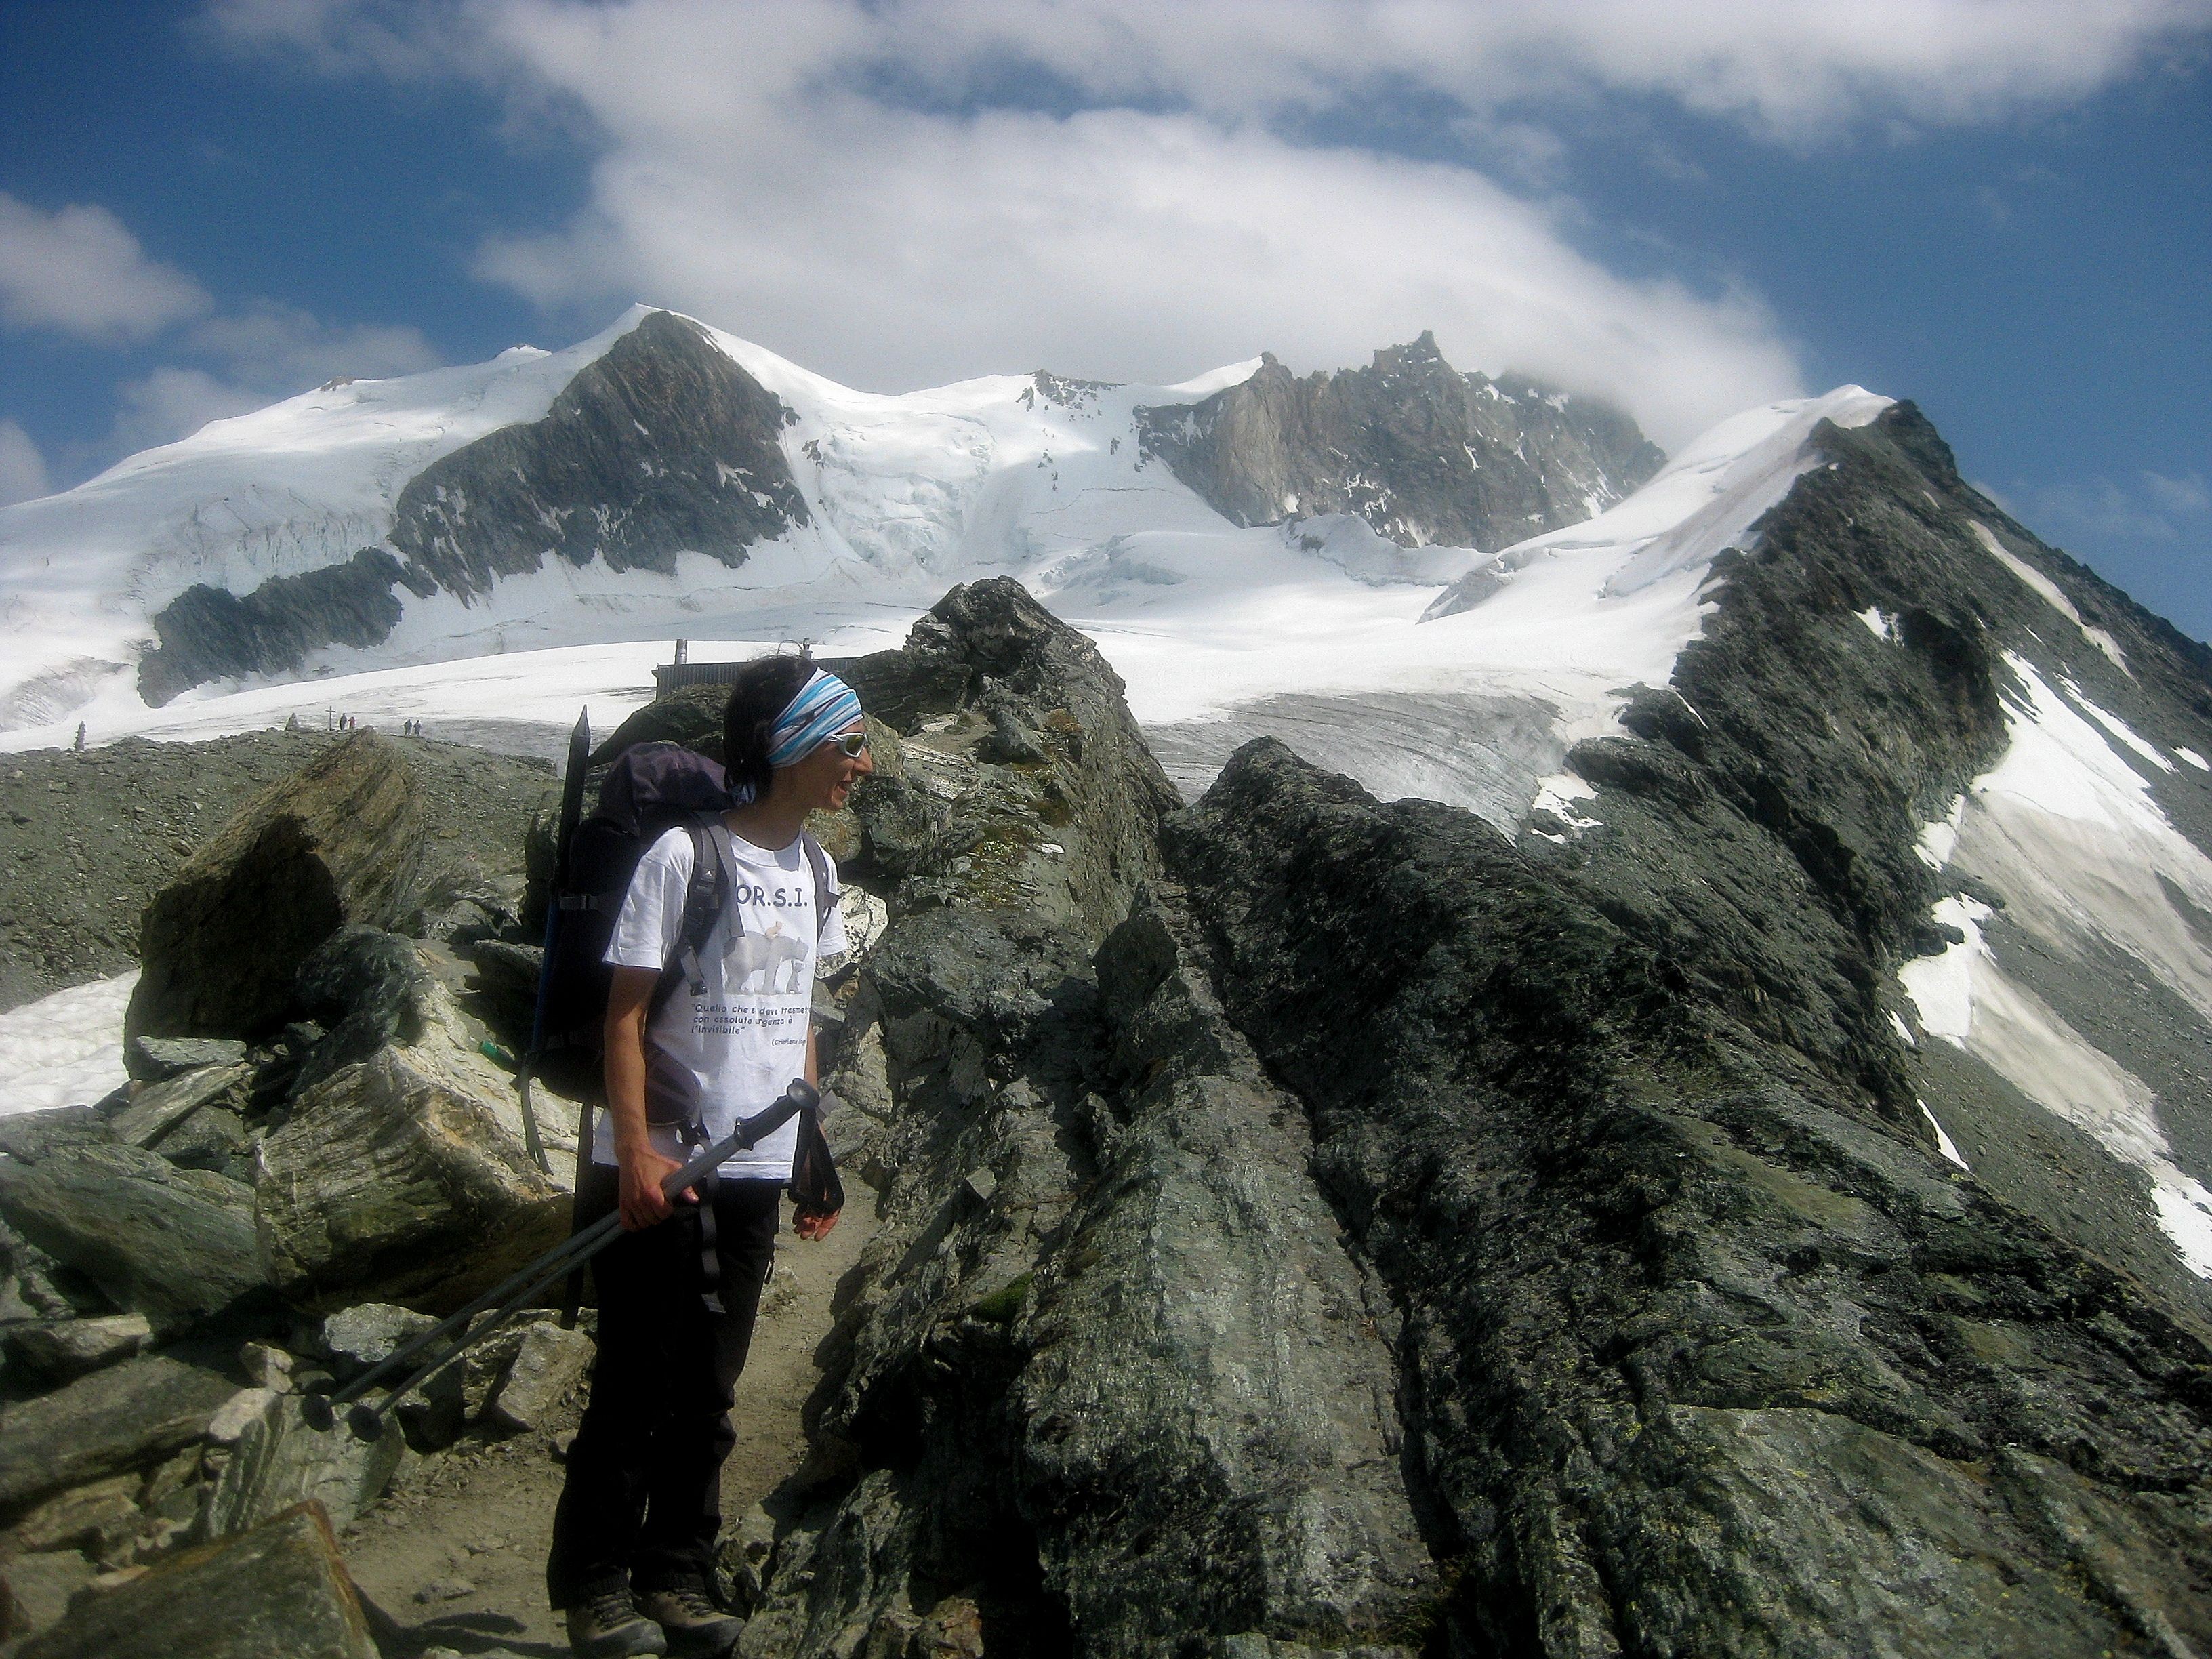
[
  {"xmin": 548, "ymin": 657, "xmax": 869, "ymax": 1658},
  {"xmin": 73, "ymin": 722, "xmax": 85, "ymax": 751}
]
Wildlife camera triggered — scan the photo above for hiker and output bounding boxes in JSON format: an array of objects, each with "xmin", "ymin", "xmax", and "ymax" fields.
[{"xmin": 548, "ymin": 657, "xmax": 870, "ymax": 1659}]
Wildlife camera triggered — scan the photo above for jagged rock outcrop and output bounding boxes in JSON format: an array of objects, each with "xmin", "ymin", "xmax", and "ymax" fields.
[
  {"xmin": 1140, "ymin": 402, "xmax": 2212, "ymax": 1656},
  {"xmin": 127, "ymin": 732, "xmax": 436, "ymax": 1044},
  {"xmin": 737, "ymin": 581, "xmax": 1441, "ymax": 1656},
  {"xmin": 734, "ymin": 475, "xmax": 2212, "ymax": 1655},
  {"xmin": 254, "ymin": 929, "xmax": 573, "ymax": 1314},
  {"xmin": 1168, "ymin": 738, "xmax": 2212, "ymax": 1655},
  {"xmin": 1136, "ymin": 333, "xmax": 1663, "ymax": 550},
  {"xmin": 390, "ymin": 309, "xmax": 808, "ymax": 598}
]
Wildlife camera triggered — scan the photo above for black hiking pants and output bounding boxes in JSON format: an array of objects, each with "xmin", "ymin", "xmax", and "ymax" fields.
[{"xmin": 546, "ymin": 1164, "xmax": 781, "ymax": 1607}]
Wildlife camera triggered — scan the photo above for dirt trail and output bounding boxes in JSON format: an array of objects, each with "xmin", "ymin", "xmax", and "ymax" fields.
[{"xmin": 340, "ymin": 1187, "xmax": 878, "ymax": 1658}]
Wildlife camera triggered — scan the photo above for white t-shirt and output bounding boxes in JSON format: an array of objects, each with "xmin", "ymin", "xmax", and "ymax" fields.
[{"xmin": 596, "ymin": 821, "xmax": 848, "ymax": 1179}]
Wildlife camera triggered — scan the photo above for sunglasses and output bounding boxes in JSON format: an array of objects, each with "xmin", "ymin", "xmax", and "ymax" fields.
[{"xmin": 823, "ymin": 729, "xmax": 869, "ymax": 758}]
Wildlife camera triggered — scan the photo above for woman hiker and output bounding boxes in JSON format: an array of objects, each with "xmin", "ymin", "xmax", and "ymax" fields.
[{"xmin": 548, "ymin": 656, "xmax": 871, "ymax": 1658}]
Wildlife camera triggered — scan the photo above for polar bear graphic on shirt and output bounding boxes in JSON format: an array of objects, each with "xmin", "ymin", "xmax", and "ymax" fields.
[{"xmin": 724, "ymin": 924, "xmax": 810, "ymax": 994}]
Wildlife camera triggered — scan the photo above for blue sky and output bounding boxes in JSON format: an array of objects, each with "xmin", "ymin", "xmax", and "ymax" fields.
[{"xmin": 2, "ymin": 0, "xmax": 2208, "ymax": 637}]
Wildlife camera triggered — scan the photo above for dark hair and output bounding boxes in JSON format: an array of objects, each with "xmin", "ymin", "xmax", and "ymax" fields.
[{"xmin": 722, "ymin": 653, "xmax": 816, "ymax": 803}]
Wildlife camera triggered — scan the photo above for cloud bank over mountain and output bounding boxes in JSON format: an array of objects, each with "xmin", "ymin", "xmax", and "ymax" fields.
[{"xmin": 207, "ymin": 0, "xmax": 2211, "ymax": 447}]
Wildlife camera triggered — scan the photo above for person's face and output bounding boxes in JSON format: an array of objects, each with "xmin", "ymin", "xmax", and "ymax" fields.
[{"xmin": 782, "ymin": 720, "xmax": 872, "ymax": 812}]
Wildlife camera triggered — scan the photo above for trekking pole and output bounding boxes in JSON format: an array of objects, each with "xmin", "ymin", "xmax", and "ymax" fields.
[{"xmin": 300, "ymin": 1080, "xmax": 817, "ymax": 1441}]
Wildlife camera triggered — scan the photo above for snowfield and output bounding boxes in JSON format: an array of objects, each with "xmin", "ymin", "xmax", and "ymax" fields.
[
  {"xmin": 1, "ymin": 329, "xmax": 1891, "ymax": 830},
  {"xmin": 1902, "ymin": 655, "xmax": 2212, "ymax": 1277}
]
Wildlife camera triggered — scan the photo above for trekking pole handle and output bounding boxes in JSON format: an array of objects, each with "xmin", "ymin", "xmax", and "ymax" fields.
[{"xmin": 658, "ymin": 1077, "xmax": 817, "ymax": 1200}]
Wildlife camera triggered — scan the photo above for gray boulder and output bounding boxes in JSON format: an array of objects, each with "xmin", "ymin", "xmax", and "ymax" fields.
[
  {"xmin": 12, "ymin": 1500, "xmax": 379, "ymax": 1659},
  {"xmin": 0, "ymin": 1141, "xmax": 264, "ymax": 1333},
  {"xmin": 195, "ymin": 1390, "xmax": 404, "ymax": 1539},
  {"xmin": 127, "ymin": 1035, "xmax": 247, "ymax": 1084},
  {"xmin": 0, "ymin": 1106, "xmax": 112, "ymax": 1165},
  {"xmin": 484, "ymin": 1317, "xmax": 593, "ymax": 1432},
  {"xmin": 255, "ymin": 963, "xmax": 571, "ymax": 1314},
  {"xmin": 4, "ymin": 1312, "xmax": 151, "ymax": 1383},
  {"xmin": 0, "ymin": 1352, "xmax": 235, "ymax": 1521},
  {"xmin": 110, "ymin": 1061, "xmax": 251, "ymax": 1149},
  {"xmin": 315, "ymin": 1302, "xmax": 435, "ymax": 1380},
  {"xmin": 126, "ymin": 731, "xmax": 434, "ymax": 1044},
  {"xmin": 151, "ymin": 1105, "xmax": 251, "ymax": 1178},
  {"xmin": 316, "ymin": 1300, "xmax": 464, "ymax": 1450}
]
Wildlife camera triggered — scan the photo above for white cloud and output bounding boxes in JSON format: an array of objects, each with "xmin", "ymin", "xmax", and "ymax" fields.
[
  {"xmin": 0, "ymin": 193, "xmax": 211, "ymax": 343},
  {"xmin": 106, "ymin": 305, "xmax": 444, "ymax": 452},
  {"xmin": 209, "ymin": 0, "xmax": 2212, "ymax": 445},
  {"xmin": 0, "ymin": 420, "xmax": 52, "ymax": 508},
  {"xmin": 2142, "ymin": 469, "xmax": 2211, "ymax": 515},
  {"xmin": 2020, "ymin": 474, "xmax": 2210, "ymax": 546},
  {"xmin": 882, "ymin": 0, "xmax": 2212, "ymax": 140},
  {"xmin": 184, "ymin": 302, "xmax": 441, "ymax": 389},
  {"xmin": 109, "ymin": 367, "xmax": 268, "ymax": 453},
  {"xmin": 464, "ymin": 3, "xmax": 1811, "ymax": 443}
]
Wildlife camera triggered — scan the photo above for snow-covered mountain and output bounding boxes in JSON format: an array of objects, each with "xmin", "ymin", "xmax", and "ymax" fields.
[
  {"xmin": 6, "ymin": 306, "xmax": 2211, "ymax": 1308},
  {"xmin": 0, "ymin": 306, "xmax": 1658, "ymax": 729}
]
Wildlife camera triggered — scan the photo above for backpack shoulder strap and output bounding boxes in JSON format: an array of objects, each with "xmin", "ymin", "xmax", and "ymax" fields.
[
  {"xmin": 801, "ymin": 829, "xmax": 838, "ymax": 943},
  {"xmin": 648, "ymin": 817, "xmax": 731, "ymax": 1021}
]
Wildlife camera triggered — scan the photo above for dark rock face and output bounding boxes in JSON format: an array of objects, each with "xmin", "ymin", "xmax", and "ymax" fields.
[
  {"xmin": 137, "ymin": 550, "xmax": 417, "ymax": 708},
  {"xmin": 388, "ymin": 309, "xmax": 808, "ymax": 598},
  {"xmin": 129, "ymin": 310, "xmax": 811, "ymax": 703},
  {"xmin": 1136, "ymin": 333, "xmax": 1664, "ymax": 550},
  {"xmin": 127, "ymin": 733, "xmax": 434, "ymax": 1044},
  {"xmin": 1168, "ymin": 740, "xmax": 2212, "ymax": 1655},
  {"xmin": 1149, "ymin": 402, "xmax": 2212, "ymax": 1655},
  {"xmin": 739, "ymin": 581, "xmax": 1439, "ymax": 1656}
]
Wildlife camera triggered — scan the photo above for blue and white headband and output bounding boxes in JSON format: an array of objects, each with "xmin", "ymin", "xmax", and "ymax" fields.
[{"xmin": 766, "ymin": 668, "xmax": 863, "ymax": 769}]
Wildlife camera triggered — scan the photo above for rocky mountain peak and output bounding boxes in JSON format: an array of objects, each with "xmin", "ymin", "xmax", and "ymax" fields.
[
  {"xmin": 135, "ymin": 310, "xmax": 810, "ymax": 706},
  {"xmin": 1136, "ymin": 330, "xmax": 1665, "ymax": 550}
]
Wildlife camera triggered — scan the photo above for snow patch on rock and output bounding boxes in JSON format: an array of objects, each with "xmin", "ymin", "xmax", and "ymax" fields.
[{"xmin": 1969, "ymin": 521, "xmax": 2129, "ymax": 673}]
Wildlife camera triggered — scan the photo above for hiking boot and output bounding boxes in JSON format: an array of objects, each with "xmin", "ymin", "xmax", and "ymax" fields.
[
  {"xmin": 634, "ymin": 1576, "xmax": 745, "ymax": 1658},
  {"xmin": 565, "ymin": 1579, "xmax": 668, "ymax": 1658}
]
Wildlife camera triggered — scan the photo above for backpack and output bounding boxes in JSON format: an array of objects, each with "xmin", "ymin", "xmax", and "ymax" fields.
[
  {"xmin": 537, "ymin": 741, "xmax": 837, "ymax": 1084},
  {"xmin": 530, "ymin": 739, "xmax": 844, "ymax": 1229}
]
